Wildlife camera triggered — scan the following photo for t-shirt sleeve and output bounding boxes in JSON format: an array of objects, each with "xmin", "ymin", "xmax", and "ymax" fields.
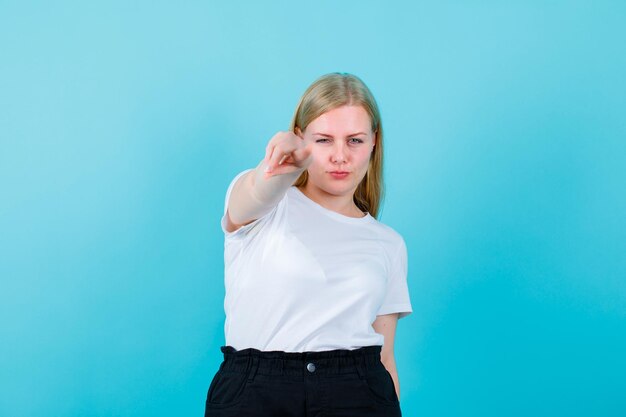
[
  {"xmin": 220, "ymin": 168, "xmax": 278, "ymax": 241},
  {"xmin": 377, "ymin": 237, "xmax": 413, "ymax": 319}
]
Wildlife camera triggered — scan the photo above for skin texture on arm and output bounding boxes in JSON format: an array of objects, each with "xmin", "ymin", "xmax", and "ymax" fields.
[
  {"xmin": 225, "ymin": 158, "xmax": 304, "ymax": 232},
  {"xmin": 225, "ymin": 131, "xmax": 312, "ymax": 233},
  {"xmin": 372, "ymin": 313, "xmax": 401, "ymax": 400}
]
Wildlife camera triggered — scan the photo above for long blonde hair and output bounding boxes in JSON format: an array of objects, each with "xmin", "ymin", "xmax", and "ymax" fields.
[{"xmin": 288, "ymin": 73, "xmax": 384, "ymax": 218}]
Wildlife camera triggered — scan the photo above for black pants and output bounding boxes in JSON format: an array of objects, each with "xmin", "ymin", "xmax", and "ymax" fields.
[{"xmin": 204, "ymin": 345, "xmax": 402, "ymax": 417}]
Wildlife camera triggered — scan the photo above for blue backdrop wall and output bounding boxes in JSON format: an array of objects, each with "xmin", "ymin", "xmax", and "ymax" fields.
[{"xmin": 1, "ymin": 1, "xmax": 625, "ymax": 416}]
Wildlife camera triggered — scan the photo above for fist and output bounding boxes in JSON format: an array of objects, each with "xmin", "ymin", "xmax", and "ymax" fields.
[{"xmin": 263, "ymin": 130, "xmax": 313, "ymax": 178}]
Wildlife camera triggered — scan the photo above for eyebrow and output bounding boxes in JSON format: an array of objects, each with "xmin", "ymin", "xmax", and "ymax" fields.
[{"xmin": 312, "ymin": 132, "xmax": 368, "ymax": 137}]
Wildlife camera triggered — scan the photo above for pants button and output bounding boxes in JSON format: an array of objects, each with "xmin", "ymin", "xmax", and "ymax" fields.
[{"xmin": 306, "ymin": 362, "xmax": 316, "ymax": 373}]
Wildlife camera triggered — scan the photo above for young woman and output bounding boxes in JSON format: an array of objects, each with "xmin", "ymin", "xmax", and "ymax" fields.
[{"xmin": 205, "ymin": 73, "xmax": 413, "ymax": 417}]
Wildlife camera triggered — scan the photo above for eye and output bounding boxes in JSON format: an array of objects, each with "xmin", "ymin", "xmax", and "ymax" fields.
[
  {"xmin": 316, "ymin": 138, "xmax": 330, "ymax": 143},
  {"xmin": 349, "ymin": 138, "xmax": 364, "ymax": 144}
]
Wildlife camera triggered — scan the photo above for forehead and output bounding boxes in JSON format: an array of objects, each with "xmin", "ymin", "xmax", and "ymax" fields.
[{"xmin": 307, "ymin": 105, "xmax": 372, "ymax": 134}]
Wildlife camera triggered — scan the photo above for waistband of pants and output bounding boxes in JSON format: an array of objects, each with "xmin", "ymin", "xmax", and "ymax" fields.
[{"xmin": 218, "ymin": 345, "xmax": 384, "ymax": 380}]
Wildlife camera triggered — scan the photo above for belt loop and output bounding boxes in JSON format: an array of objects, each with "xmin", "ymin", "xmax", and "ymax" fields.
[
  {"xmin": 247, "ymin": 355, "xmax": 259, "ymax": 382},
  {"xmin": 354, "ymin": 349, "xmax": 368, "ymax": 379}
]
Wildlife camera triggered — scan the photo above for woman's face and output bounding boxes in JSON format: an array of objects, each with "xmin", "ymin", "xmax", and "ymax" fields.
[{"xmin": 298, "ymin": 105, "xmax": 376, "ymax": 199}]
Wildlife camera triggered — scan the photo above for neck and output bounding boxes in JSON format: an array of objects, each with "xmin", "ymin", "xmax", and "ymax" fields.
[{"xmin": 298, "ymin": 184, "xmax": 365, "ymax": 218}]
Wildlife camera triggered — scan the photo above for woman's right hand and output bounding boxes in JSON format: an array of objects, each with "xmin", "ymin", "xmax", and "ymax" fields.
[{"xmin": 263, "ymin": 131, "xmax": 313, "ymax": 178}]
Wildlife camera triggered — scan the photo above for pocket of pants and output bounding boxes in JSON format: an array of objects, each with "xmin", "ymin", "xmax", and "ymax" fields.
[
  {"xmin": 361, "ymin": 369, "xmax": 400, "ymax": 406},
  {"xmin": 205, "ymin": 370, "xmax": 249, "ymax": 408}
]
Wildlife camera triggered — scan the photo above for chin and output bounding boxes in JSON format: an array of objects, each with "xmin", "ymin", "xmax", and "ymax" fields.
[{"xmin": 323, "ymin": 182, "xmax": 356, "ymax": 196}]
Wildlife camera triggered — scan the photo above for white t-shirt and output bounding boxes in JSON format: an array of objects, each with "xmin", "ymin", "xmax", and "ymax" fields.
[{"xmin": 220, "ymin": 169, "xmax": 413, "ymax": 352}]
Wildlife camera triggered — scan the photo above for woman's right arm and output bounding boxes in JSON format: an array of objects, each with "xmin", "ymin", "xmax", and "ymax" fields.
[{"xmin": 225, "ymin": 130, "xmax": 312, "ymax": 233}]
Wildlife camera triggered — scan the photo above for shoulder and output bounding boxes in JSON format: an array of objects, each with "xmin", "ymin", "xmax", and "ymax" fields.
[
  {"xmin": 363, "ymin": 218, "xmax": 407, "ymax": 271},
  {"xmin": 366, "ymin": 217, "xmax": 406, "ymax": 249}
]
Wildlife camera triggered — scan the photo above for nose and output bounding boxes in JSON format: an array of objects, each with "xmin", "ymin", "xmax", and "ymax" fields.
[{"xmin": 332, "ymin": 143, "xmax": 347, "ymax": 164}]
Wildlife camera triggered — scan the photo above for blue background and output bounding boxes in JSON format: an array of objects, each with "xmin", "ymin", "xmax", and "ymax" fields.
[{"xmin": 1, "ymin": 1, "xmax": 625, "ymax": 416}]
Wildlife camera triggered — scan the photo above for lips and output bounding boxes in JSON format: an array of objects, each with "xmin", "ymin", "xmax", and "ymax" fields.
[{"xmin": 329, "ymin": 171, "xmax": 349, "ymax": 179}]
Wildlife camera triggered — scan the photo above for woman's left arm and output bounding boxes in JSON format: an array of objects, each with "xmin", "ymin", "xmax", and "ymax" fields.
[{"xmin": 372, "ymin": 313, "xmax": 400, "ymax": 400}]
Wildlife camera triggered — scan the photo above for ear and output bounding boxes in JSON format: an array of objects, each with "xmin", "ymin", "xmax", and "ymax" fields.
[{"xmin": 295, "ymin": 126, "xmax": 303, "ymax": 138}]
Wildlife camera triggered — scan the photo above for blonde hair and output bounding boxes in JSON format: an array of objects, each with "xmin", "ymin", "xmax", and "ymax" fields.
[{"xmin": 288, "ymin": 72, "xmax": 385, "ymax": 218}]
